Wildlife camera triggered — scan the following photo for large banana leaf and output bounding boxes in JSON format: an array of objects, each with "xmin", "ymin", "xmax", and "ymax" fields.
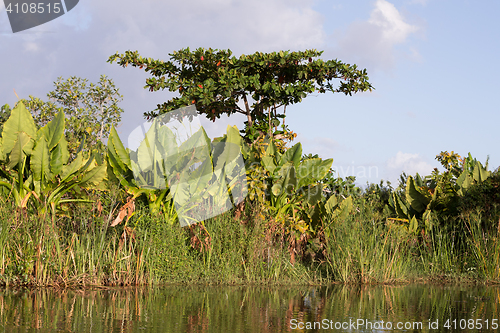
[
  {"xmin": 156, "ymin": 125, "xmax": 178, "ymax": 173},
  {"xmin": 79, "ymin": 161, "xmax": 107, "ymax": 188},
  {"xmin": 31, "ymin": 137, "xmax": 50, "ymax": 183},
  {"xmin": 272, "ymin": 162, "xmax": 297, "ymax": 197},
  {"xmin": 279, "ymin": 142, "xmax": 302, "ymax": 168},
  {"xmin": 136, "ymin": 123, "xmax": 167, "ymax": 188},
  {"xmin": 7, "ymin": 132, "xmax": 34, "ymax": 169},
  {"xmin": 296, "ymin": 158, "xmax": 332, "ymax": 189},
  {"xmin": 473, "ymin": 161, "xmax": 490, "ymax": 182},
  {"xmin": 108, "ymin": 126, "xmax": 131, "ymax": 170},
  {"xmin": 1, "ymin": 102, "xmax": 37, "ymax": 158},
  {"xmin": 405, "ymin": 175, "xmax": 430, "ymax": 213},
  {"xmin": 213, "ymin": 142, "xmax": 240, "ymax": 178},
  {"xmin": 50, "ymin": 136, "xmax": 69, "ymax": 176},
  {"xmin": 38, "ymin": 110, "xmax": 65, "ymax": 150},
  {"xmin": 60, "ymin": 153, "xmax": 85, "ymax": 182}
]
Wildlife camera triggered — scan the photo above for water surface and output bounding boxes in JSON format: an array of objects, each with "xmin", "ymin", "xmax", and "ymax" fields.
[{"xmin": 1, "ymin": 284, "xmax": 499, "ymax": 332}]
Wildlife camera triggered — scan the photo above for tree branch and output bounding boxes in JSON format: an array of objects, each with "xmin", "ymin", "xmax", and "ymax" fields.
[{"xmin": 242, "ymin": 94, "xmax": 252, "ymax": 126}]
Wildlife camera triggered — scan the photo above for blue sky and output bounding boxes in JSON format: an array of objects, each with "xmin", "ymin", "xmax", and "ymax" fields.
[{"xmin": 1, "ymin": 0, "xmax": 499, "ymax": 186}]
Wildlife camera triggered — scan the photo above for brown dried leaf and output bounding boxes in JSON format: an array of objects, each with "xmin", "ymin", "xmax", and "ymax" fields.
[
  {"xmin": 97, "ymin": 200, "xmax": 103, "ymax": 217},
  {"xmin": 111, "ymin": 209, "xmax": 127, "ymax": 227},
  {"xmin": 111, "ymin": 197, "xmax": 135, "ymax": 227}
]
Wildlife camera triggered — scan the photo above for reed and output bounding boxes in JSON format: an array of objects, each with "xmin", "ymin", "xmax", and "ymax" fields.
[
  {"xmin": 2, "ymin": 194, "xmax": 500, "ymax": 287},
  {"xmin": 322, "ymin": 202, "xmax": 415, "ymax": 284},
  {"xmin": 0, "ymin": 200, "xmax": 151, "ymax": 287}
]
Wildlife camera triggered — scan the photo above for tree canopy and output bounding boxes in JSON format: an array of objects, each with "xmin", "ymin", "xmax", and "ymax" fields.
[
  {"xmin": 22, "ymin": 75, "xmax": 123, "ymax": 156},
  {"xmin": 108, "ymin": 48, "xmax": 373, "ymax": 140}
]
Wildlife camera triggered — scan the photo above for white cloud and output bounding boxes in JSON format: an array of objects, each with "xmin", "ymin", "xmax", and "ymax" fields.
[
  {"xmin": 328, "ymin": 0, "xmax": 420, "ymax": 71},
  {"xmin": 90, "ymin": 0, "xmax": 325, "ymax": 55},
  {"xmin": 368, "ymin": 0, "xmax": 418, "ymax": 44},
  {"xmin": 386, "ymin": 151, "xmax": 434, "ymax": 183}
]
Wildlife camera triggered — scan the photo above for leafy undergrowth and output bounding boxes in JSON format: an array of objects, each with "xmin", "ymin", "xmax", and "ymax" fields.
[{"xmin": 1, "ymin": 194, "xmax": 500, "ymax": 288}]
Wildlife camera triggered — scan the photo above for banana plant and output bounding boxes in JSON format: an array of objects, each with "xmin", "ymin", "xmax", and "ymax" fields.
[
  {"xmin": 387, "ymin": 175, "xmax": 436, "ymax": 234},
  {"xmin": 250, "ymin": 139, "xmax": 333, "ymax": 234},
  {"xmin": 107, "ymin": 117, "xmax": 247, "ymax": 226},
  {"xmin": 388, "ymin": 154, "xmax": 493, "ymax": 234},
  {"xmin": 107, "ymin": 125, "xmax": 164, "ymax": 213},
  {"xmin": 0, "ymin": 101, "xmax": 37, "ymax": 209},
  {"xmin": 456, "ymin": 156, "xmax": 491, "ymax": 195},
  {"xmin": 0, "ymin": 102, "xmax": 107, "ymax": 217},
  {"xmin": 325, "ymin": 194, "xmax": 354, "ymax": 221}
]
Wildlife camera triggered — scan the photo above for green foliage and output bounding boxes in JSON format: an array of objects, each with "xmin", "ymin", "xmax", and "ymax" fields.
[
  {"xmin": 321, "ymin": 169, "xmax": 361, "ymax": 199},
  {"xmin": 0, "ymin": 102, "xmax": 107, "ymax": 217},
  {"xmin": 107, "ymin": 124, "xmax": 167, "ymax": 214},
  {"xmin": 325, "ymin": 194, "xmax": 354, "ymax": 221},
  {"xmin": 3, "ymin": 48, "xmax": 500, "ymax": 286},
  {"xmin": 387, "ymin": 152, "xmax": 494, "ymax": 241},
  {"xmin": 107, "ymin": 119, "xmax": 246, "ymax": 221},
  {"xmin": 23, "ymin": 75, "xmax": 123, "ymax": 157},
  {"xmin": 0, "ymin": 104, "xmax": 11, "ymax": 136},
  {"xmin": 108, "ymin": 47, "xmax": 373, "ymax": 140},
  {"xmin": 361, "ymin": 180, "xmax": 392, "ymax": 214},
  {"xmin": 245, "ymin": 138, "xmax": 332, "ymax": 238},
  {"xmin": 459, "ymin": 169, "xmax": 500, "ymax": 225}
]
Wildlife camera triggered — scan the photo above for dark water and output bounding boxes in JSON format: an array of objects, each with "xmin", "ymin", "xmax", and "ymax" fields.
[{"xmin": 1, "ymin": 284, "xmax": 499, "ymax": 332}]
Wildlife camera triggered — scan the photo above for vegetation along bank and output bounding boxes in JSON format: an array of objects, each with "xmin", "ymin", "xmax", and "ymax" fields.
[{"xmin": 1, "ymin": 48, "xmax": 499, "ymax": 287}]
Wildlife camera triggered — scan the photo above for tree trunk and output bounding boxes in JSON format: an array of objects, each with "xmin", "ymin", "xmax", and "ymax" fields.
[{"xmin": 242, "ymin": 94, "xmax": 252, "ymax": 126}]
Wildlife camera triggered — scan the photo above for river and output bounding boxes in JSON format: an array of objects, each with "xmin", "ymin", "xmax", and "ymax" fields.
[{"xmin": 1, "ymin": 284, "xmax": 499, "ymax": 332}]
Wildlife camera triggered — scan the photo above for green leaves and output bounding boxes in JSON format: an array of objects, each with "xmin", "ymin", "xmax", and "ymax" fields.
[
  {"xmin": 31, "ymin": 137, "xmax": 50, "ymax": 183},
  {"xmin": 49, "ymin": 137, "xmax": 69, "ymax": 176},
  {"xmin": 107, "ymin": 114, "xmax": 248, "ymax": 222},
  {"xmin": 107, "ymin": 126, "xmax": 135, "ymax": 189},
  {"xmin": 296, "ymin": 158, "xmax": 332, "ymax": 189},
  {"xmin": 7, "ymin": 132, "xmax": 33, "ymax": 169},
  {"xmin": 406, "ymin": 176, "xmax": 430, "ymax": 213},
  {"xmin": 108, "ymin": 47, "xmax": 373, "ymax": 139},
  {"xmin": 38, "ymin": 110, "xmax": 65, "ymax": 150},
  {"xmin": 0, "ymin": 102, "xmax": 109, "ymax": 216},
  {"xmin": 23, "ymin": 75, "xmax": 123, "ymax": 157},
  {"xmin": 280, "ymin": 142, "xmax": 302, "ymax": 168},
  {"xmin": 457, "ymin": 160, "xmax": 491, "ymax": 195},
  {"xmin": 1, "ymin": 101, "xmax": 37, "ymax": 159},
  {"xmin": 326, "ymin": 195, "xmax": 353, "ymax": 220}
]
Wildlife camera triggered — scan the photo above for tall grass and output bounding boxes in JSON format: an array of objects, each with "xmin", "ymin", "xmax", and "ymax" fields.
[
  {"xmin": 463, "ymin": 210, "xmax": 500, "ymax": 281},
  {"xmin": 140, "ymin": 202, "xmax": 320, "ymax": 285},
  {"xmin": 0, "ymin": 198, "xmax": 320, "ymax": 287},
  {"xmin": 2, "ymin": 192, "xmax": 500, "ymax": 287},
  {"xmin": 322, "ymin": 202, "xmax": 415, "ymax": 284},
  {"xmin": 320, "ymin": 201, "xmax": 500, "ymax": 284},
  {"xmin": 0, "ymin": 199, "xmax": 150, "ymax": 287}
]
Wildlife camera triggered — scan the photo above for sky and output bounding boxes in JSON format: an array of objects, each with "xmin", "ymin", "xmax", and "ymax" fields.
[{"xmin": 1, "ymin": 0, "xmax": 499, "ymax": 186}]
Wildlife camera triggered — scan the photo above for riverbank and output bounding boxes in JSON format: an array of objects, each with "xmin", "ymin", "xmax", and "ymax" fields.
[{"xmin": 2, "ymin": 193, "xmax": 499, "ymax": 288}]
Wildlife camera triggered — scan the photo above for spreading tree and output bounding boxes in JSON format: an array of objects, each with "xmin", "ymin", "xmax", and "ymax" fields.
[
  {"xmin": 108, "ymin": 47, "xmax": 373, "ymax": 140},
  {"xmin": 22, "ymin": 75, "xmax": 123, "ymax": 156}
]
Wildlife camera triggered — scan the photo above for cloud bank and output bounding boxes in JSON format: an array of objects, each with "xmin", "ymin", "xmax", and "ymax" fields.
[
  {"xmin": 386, "ymin": 151, "xmax": 434, "ymax": 184},
  {"xmin": 329, "ymin": 0, "xmax": 420, "ymax": 71}
]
